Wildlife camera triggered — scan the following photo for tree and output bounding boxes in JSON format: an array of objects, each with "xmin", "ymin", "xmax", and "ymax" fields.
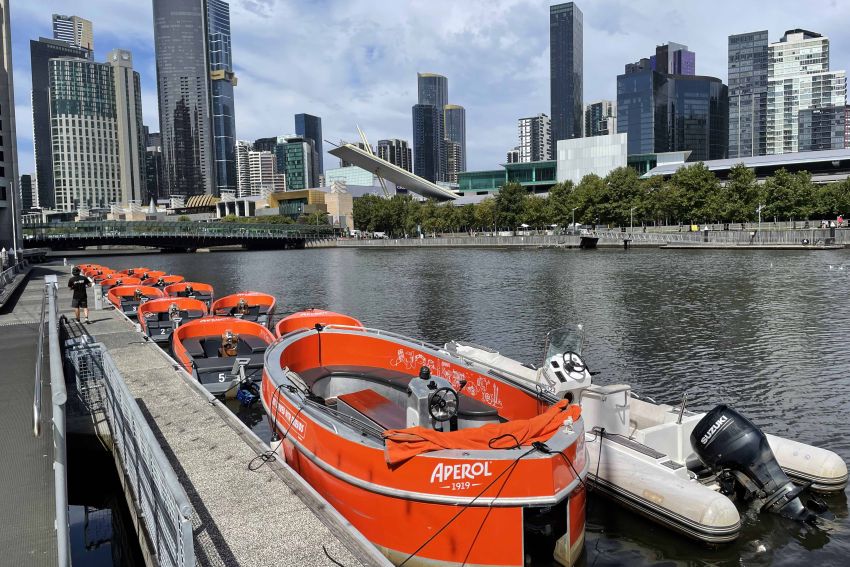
[
  {"xmin": 724, "ymin": 163, "xmax": 758, "ymax": 222},
  {"xmin": 570, "ymin": 174, "xmax": 605, "ymax": 225},
  {"xmin": 667, "ymin": 162, "xmax": 720, "ymax": 223},
  {"xmin": 474, "ymin": 198, "xmax": 496, "ymax": 232},
  {"xmin": 458, "ymin": 204, "xmax": 476, "ymax": 234},
  {"xmin": 601, "ymin": 167, "xmax": 643, "ymax": 226},
  {"xmin": 547, "ymin": 181, "xmax": 574, "ymax": 227},
  {"xmin": 521, "ymin": 195, "xmax": 549, "ymax": 228},
  {"xmin": 495, "ymin": 182, "xmax": 526, "ymax": 230},
  {"xmin": 760, "ymin": 169, "xmax": 814, "ymax": 221},
  {"xmin": 297, "ymin": 211, "xmax": 330, "ymax": 225}
]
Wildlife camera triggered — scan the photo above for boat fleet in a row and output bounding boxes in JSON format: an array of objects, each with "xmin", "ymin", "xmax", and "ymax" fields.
[{"xmin": 77, "ymin": 262, "xmax": 850, "ymax": 567}]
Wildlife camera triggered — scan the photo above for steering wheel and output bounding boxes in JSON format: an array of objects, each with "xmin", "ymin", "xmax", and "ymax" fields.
[
  {"xmin": 562, "ymin": 351, "xmax": 587, "ymax": 379},
  {"xmin": 428, "ymin": 387, "xmax": 459, "ymax": 423}
]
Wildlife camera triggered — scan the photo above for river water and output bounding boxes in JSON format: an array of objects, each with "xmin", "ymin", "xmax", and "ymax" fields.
[{"xmin": 83, "ymin": 246, "xmax": 850, "ymax": 566}]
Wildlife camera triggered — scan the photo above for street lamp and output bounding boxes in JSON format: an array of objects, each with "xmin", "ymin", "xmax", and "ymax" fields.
[
  {"xmin": 630, "ymin": 206, "xmax": 636, "ymax": 233},
  {"xmin": 756, "ymin": 203, "xmax": 764, "ymax": 234},
  {"xmin": 571, "ymin": 207, "xmax": 578, "ymax": 233}
]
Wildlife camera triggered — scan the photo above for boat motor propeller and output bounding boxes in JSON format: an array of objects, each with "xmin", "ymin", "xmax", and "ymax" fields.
[{"xmin": 691, "ymin": 405, "xmax": 816, "ymax": 523}]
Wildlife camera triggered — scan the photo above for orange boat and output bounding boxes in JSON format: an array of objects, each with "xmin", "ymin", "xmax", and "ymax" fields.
[
  {"xmin": 142, "ymin": 274, "xmax": 185, "ymax": 288},
  {"xmin": 99, "ymin": 276, "xmax": 142, "ymax": 292},
  {"xmin": 93, "ymin": 271, "xmax": 117, "ymax": 283},
  {"xmin": 164, "ymin": 282, "xmax": 215, "ymax": 309},
  {"xmin": 137, "ymin": 269, "xmax": 166, "ymax": 281},
  {"xmin": 274, "ymin": 309, "xmax": 363, "ymax": 338},
  {"xmin": 262, "ymin": 319, "xmax": 588, "ymax": 567},
  {"xmin": 138, "ymin": 297, "xmax": 208, "ymax": 345},
  {"xmin": 211, "ymin": 292, "xmax": 276, "ymax": 329},
  {"xmin": 107, "ymin": 285, "xmax": 165, "ymax": 318},
  {"xmin": 118, "ymin": 267, "xmax": 151, "ymax": 277},
  {"xmin": 172, "ymin": 317, "xmax": 275, "ymax": 395}
]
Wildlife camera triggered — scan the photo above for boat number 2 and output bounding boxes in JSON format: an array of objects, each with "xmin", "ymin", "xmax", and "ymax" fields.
[{"xmin": 160, "ymin": 328, "xmax": 167, "ymax": 334}]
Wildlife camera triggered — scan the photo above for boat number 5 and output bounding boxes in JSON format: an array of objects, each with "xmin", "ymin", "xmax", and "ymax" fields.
[{"xmin": 218, "ymin": 373, "xmax": 227, "ymax": 382}]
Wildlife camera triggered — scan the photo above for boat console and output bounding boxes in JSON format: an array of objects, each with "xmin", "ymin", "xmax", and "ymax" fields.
[
  {"xmin": 143, "ymin": 309, "xmax": 205, "ymax": 342},
  {"xmin": 182, "ymin": 334, "xmax": 267, "ymax": 385}
]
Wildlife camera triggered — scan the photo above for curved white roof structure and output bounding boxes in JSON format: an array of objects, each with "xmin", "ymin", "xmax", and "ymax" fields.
[{"xmin": 328, "ymin": 144, "xmax": 458, "ymax": 201}]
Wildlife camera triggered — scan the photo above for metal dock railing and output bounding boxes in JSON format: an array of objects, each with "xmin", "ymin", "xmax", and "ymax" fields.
[{"xmin": 65, "ymin": 341, "xmax": 195, "ymax": 567}]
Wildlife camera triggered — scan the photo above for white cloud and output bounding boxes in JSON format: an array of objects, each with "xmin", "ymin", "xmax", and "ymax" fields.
[{"xmin": 10, "ymin": 0, "xmax": 850, "ymax": 175}]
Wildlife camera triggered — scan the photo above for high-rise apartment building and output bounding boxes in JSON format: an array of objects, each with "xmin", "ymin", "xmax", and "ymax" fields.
[
  {"xmin": 49, "ymin": 52, "xmax": 145, "ymax": 210},
  {"xmin": 247, "ymin": 150, "xmax": 284, "ymax": 196},
  {"xmin": 444, "ymin": 105, "xmax": 466, "ymax": 174},
  {"xmin": 152, "ymin": 0, "xmax": 214, "ymax": 197},
  {"xmin": 145, "ymin": 144, "xmax": 163, "ymax": 204},
  {"xmin": 550, "ymin": 2, "xmax": 583, "ymax": 143},
  {"xmin": 584, "ymin": 101, "xmax": 616, "ymax": 137},
  {"xmin": 254, "ymin": 137, "xmax": 277, "ymax": 153},
  {"xmin": 766, "ymin": 29, "xmax": 847, "ymax": 154},
  {"xmin": 207, "ymin": 0, "xmax": 237, "ymax": 197},
  {"xmin": 412, "ymin": 104, "xmax": 441, "ymax": 182},
  {"xmin": 506, "ymin": 148, "xmax": 520, "ymax": 163},
  {"xmin": 30, "ymin": 38, "xmax": 89, "ymax": 209},
  {"xmin": 52, "ymin": 14, "xmax": 93, "ymax": 52},
  {"xmin": 235, "ymin": 140, "xmax": 252, "ymax": 197},
  {"xmin": 418, "ymin": 73, "xmax": 448, "ymax": 111},
  {"xmin": 0, "ymin": 0, "xmax": 20, "ymax": 253},
  {"xmin": 846, "ymin": 106, "xmax": 850, "ymax": 148},
  {"xmin": 617, "ymin": 48, "xmax": 729, "ymax": 161},
  {"xmin": 377, "ymin": 139, "xmax": 412, "ymax": 172},
  {"xmin": 728, "ymin": 31, "xmax": 769, "ymax": 158},
  {"xmin": 516, "ymin": 113, "xmax": 552, "ymax": 162},
  {"xmin": 109, "ymin": 50, "xmax": 146, "ymax": 205},
  {"xmin": 295, "ymin": 113, "xmax": 323, "ymax": 181}
]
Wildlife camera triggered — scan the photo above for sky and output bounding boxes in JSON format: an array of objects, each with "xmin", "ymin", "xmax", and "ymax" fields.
[{"xmin": 9, "ymin": 0, "xmax": 850, "ymax": 177}]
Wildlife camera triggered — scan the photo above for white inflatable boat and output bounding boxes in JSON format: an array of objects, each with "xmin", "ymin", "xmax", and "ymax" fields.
[{"xmin": 444, "ymin": 326, "xmax": 848, "ymax": 543}]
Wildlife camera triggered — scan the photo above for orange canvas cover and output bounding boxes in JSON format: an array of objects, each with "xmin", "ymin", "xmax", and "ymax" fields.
[{"xmin": 383, "ymin": 400, "xmax": 580, "ymax": 466}]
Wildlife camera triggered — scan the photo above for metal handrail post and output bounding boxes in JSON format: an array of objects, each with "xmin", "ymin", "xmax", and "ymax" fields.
[
  {"xmin": 32, "ymin": 286, "xmax": 47, "ymax": 436},
  {"xmin": 46, "ymin": 280, "xmax": 71, "ymax": 567}
]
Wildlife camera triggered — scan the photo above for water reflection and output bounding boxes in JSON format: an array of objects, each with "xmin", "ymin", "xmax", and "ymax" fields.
[{"xmin": 83, "ymin": 247, "xmax": 850, "ymax": 566}]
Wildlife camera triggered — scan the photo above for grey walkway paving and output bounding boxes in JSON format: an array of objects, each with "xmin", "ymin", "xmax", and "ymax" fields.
[{"xmin": 0, "ymin": 267, "xmax": 64, "ymax": 567}]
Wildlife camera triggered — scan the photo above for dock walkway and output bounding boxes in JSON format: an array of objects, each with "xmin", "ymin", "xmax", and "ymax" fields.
[
  {"xmin": 52, "ymin": 264, "xmax": 383, "ymax": 566},
  {"xmin": 0, "ymin": 266, "xmax": 64, "ymax": 566}
]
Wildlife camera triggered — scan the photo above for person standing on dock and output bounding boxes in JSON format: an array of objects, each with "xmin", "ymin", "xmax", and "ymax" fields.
[{"xmin": 68, "ymin": 267, "xmax": 93, "ymax": 324}]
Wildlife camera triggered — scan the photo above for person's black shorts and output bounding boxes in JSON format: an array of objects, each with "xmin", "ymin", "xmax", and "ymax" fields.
[{"xmin": 72, "ymin": 297, "xmax": 88, "ymax": 309}]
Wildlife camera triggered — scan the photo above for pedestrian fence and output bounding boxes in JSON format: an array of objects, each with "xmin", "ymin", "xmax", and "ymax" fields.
[{"xmin": 64, "ymin": 342, "xmax": 195, "ymax": 567}]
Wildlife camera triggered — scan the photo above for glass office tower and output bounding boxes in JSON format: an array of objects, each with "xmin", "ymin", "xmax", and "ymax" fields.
[
  {"xmin": 207, "ymin": 0, "xmax": 237, "ymax": 196},
  {"xmin": 412, "ymin": 104, "xmax": 441, "ymax": 182},
  {"xmin": 295, "ymin": 113, "xmax": 323, "ymax": 186},
  {"xmin": 550, "ymin": 2, "xmax": 583, "ymax": 142},
  {"xmin": 728, "ymin": 31, "xmax": 769, "ymax": 158},
  {"xmin": 152, "ymin": 0, "xmax": 214, "ymax": 197}
]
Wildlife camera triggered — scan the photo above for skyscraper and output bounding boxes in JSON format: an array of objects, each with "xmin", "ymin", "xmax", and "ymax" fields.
[
  {"xmin": 413, "ymin": 73, "xmax": 448, "ymax": 182},
  {"xmin": 377, "ymin": 139, "xmax": 412, "ymax": 172},
  {"xmin": 275, "ymin": 137, "xmax": 315, "ymax": 190},
  {"xmin": 728, "ymin": 31, "xmax": 769, "ymax": 158},
  {"xmin": 235, "ymin": 140, "xmax": 252, "ymax": 197},
  {"xmin": 0, "ymin": 0, "xmax": 20, "ymax": 253},
  {"xmin": 517, "ymin": 113, "xmax": 552, "ymax": 162},
  {"xmin": 617, "ymin": 52, "xmax": 729, "ymax": 161},
  {"xmin": 295, "ymin": 113, "xmax": 323, "ymax": 182},
  {"xmin": 550, "ymin": 2, "xmax": 583, "ymax": 143},
  {"xmin": 152, "ymin": 0, "xmax": 214, "ymax": 197},
  {"xmin": 49, "ymin": 52, "xmax": 145, "ymax": 210},
  {"xmin": 52, "ymin": 14, "xmax": 93, "ymax": 52},
  {"xmin": 248, "ymin": 150, "xmax": 284, "ymax": 196},
  {"xmin": 30, "ymin": 37, "xmax": 90, "ymax": 209},
  {"xmin": 444, "ymin": 105, "xmax": 466, "ymax": 174},
  {"xmin": 108, "ymin": 50, "xmax": 146, "ymax": 205},
  {"xmin": 207, "ymin": 0, "xmax": 237, "ymax": 196},
  {"xmin": 766, "ymin": 29, "xmax": 846, "ymax": 155},
  {"xmin": 584, "ymin": 101, "xmax": 616, "ymax": 137},
  {"xmin": 412, "ymin": 104, "xmax": 441, "ymax": 182},
  {"xmin": 651, "ymin": 42, "xmax": 695, "ymax": 75},
  {"xmin": 20, "ymin": 175, "xmax": 34, "ymax": 212}
]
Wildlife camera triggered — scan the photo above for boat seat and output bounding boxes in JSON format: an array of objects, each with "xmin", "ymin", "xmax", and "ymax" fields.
[
  {"xmin": 300, "ymin": 365, "xmax": 498, "ymax": 419},
  {"xmin": 337, "ymin": 389, "xmax": 407, "ymax": 431},
  {"xmin": 192, "ymin": 352, "xmax": 265, "ymax": 371},
  {"xmin": 181, "ymin": 338, "xmax": 205, "ymax": 358},
  {"xmin": 240, "ymin": 334, "xmax": 268, "ymax": 353}
]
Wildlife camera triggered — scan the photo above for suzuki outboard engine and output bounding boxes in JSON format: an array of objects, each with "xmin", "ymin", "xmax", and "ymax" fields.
[{"xmin": 691, "ymin": 405, "xmax": 814, "ymax": 523}]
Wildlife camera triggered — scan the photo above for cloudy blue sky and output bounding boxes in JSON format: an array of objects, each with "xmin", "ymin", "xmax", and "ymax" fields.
[{"xmin": 9, "ymin": 0, "xmax": 850, "ymax": 176}]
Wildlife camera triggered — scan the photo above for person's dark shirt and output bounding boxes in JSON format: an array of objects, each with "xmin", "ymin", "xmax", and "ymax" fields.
[{"xmin": 68, "ymin": 275, "xmax": 91, "ymax": 300}]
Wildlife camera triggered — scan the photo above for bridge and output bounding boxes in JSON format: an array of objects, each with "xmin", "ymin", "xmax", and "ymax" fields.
[{"xmin": 23, "ymin": 221, "xmax": 338, "ymax": 251}]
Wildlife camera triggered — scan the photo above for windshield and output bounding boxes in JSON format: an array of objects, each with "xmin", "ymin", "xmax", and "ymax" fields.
[{"xmin": 544, "ymin": 324, "xmax": 584, "ymax": 361}]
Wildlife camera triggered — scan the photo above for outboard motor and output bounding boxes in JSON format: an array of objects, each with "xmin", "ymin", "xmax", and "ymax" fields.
[{"xmin": 691, "ymin": 405, "xmax": 814, "ymax": 523}]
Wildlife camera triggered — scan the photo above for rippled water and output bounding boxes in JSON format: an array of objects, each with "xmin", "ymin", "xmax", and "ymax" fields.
[{"xmin": 83, "ymin": 247, "xmax": 850, "ymax": 566}]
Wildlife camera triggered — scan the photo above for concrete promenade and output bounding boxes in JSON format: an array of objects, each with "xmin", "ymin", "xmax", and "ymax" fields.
[{"xmin": 0, "ymin": 266, "xmax": 62, "ymax": 567}]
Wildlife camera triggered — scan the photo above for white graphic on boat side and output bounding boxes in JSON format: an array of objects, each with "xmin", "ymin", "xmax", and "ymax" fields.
[{"xmin": 389, "ymin": 348, "xmax": 503, "ymax": 408}]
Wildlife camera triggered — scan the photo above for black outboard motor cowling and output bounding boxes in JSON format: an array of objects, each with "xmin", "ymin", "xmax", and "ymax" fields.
[{"xmin": 691, "ymin": 405, "xmax": 813, "ymax": 522}]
